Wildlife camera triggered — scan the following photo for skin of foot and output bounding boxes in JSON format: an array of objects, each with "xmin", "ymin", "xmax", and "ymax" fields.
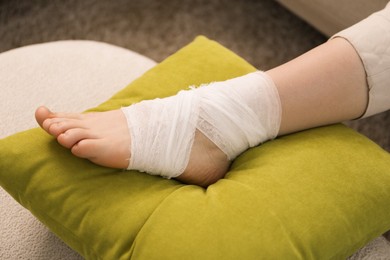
[{"xmin": 35, "ymin": 106, "xmax": 230, "ymax": 187}]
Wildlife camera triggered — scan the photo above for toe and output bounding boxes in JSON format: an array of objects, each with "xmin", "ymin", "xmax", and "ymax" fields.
[
  {"xmin": 57, "ymin": 128, "xmax": 96, "ymax": 149},
  {"xmin": 52, "ymin": 112, "xmax": 83, "ymax": 120},
  {"xmin": 47, "ymin": 119, "xmax": 86, "ymax": 137},
  {"xmin": 35, "ymin": 106, "xmax": 53, "ymax": 128},
  {"xmin": 71, "ymin": 139, "xmax": 98, "ymax": 159},
  {"xmin": 42, "ymin": 118, "xmax": 64, "ymax": 135}
]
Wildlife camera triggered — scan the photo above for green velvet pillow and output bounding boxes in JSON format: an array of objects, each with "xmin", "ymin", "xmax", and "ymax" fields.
[{"xmin": 1, "ymin": 36, "xmax": 390, "ymax": 259}]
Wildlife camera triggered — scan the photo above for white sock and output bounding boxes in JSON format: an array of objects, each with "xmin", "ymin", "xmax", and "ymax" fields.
[{"xmin": 121, "ymin": 71, "xmax": 282, "ymax": 178}]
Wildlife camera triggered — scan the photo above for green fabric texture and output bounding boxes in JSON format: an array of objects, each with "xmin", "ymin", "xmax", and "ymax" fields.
[{"xmin": 1, "ymin": 36, "xmax": 390, "ymax": 259}]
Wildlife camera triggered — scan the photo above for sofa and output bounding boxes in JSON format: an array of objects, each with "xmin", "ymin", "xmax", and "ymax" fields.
[{"xmin": 276, "ymin": 0, "xmax": 389, "ymax": 37}]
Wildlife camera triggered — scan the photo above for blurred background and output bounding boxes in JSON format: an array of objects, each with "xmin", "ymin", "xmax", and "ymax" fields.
[{"xmin": 0, "ymin": 0, "xmax": 326, "ymax": 68}]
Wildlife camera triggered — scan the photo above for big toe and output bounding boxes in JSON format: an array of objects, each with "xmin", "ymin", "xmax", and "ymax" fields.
[{"xmin": 35, "ymin": 106, "xmax": 52, "ymax": 127}]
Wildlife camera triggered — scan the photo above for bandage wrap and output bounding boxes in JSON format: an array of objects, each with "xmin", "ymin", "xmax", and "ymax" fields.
[
  {"xmin": 121, "ymin": 71, "xmax": 281, "ymax": 178},
  {"xmin": 122, "ymin": 91, "xmax": 199, "ymax": 178}
]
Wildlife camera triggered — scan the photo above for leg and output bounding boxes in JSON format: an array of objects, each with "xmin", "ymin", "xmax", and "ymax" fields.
[
  {"xmin": 34, "ymin": 38, "xmax": 367, "ymax": 186},
  {"xmin": 36, "ymin": 4, "xmax": 390, "ymax": 187},
  {"xmin": 272, "ymin": 1, "xmax": 390, "ymax": 135},
  {"xmin": 268, "ymin": 37, "xmax": 368, "ymax": 136}
]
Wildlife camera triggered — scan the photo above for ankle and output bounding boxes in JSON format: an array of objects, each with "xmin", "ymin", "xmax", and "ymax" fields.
[{"xmin": 177, "ymin": 131, "xmax": 230, "ymax": 187}]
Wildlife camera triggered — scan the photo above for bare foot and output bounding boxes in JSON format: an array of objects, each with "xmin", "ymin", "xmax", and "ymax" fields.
[
  {"xmin": 35, "ymin": 106, "xmax": 131, "ymax": 169},
  {"xmin": 35, "ymin": 106, "xmax": 230, "ymax": 187}
]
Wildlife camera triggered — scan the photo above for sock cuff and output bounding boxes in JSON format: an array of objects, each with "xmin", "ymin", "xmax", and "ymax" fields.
[{"xmin": 331, "ymin": 3, "xmax": 390, "ymax": 118}]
